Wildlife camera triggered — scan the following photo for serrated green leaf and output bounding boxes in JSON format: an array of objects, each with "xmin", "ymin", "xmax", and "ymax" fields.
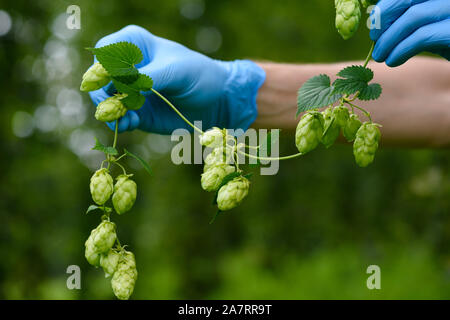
[
  {"xmin": 124, "ymin": 148, "xmax": 151, "ymax": 175},
  {"xmin": 359, "ymin": 83, "xmax": 382, "ymax": 101},
  {"xmin": 86, "ymin": 205, "xmax": 112, "ymax": 214},
  {"xmin": 297, "ymin": 75, "xmax": 343, "ymax": 115},
  {"xmin": 337, "ymin": 65, "xmax": 374, "ymax": 82},
  {"xmin": 88, "ymin": 42, "xmax": 143, "ymax": 79},
  {"xmin": 92, "ymin": 137, "xmax": 119, "ymax": 156}
]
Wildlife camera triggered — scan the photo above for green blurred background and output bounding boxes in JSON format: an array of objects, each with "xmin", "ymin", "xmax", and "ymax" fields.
[{"xmin": 1, "ymin": 0, "xmax": 450, "ymax": 300}]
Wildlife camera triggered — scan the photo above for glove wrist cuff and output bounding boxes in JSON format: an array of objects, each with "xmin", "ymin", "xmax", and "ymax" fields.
[{"xmin": 218, "ymin": 59, "xmax": 266, "ymax": 131}]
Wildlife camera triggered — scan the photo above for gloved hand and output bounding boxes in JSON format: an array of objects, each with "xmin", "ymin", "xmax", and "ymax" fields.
[
  {"xmin": 89, "ymin": 25, "xmax": 266, "ymax": 134},
  {"xmin": 370, "ymin": 0, "xmax": 450, "ymax": 67}
]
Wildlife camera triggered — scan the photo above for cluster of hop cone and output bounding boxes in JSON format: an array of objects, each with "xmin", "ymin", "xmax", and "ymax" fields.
[
  {"xmin": 295, "ymin": 105, "xmax": 381, "ymax": 167},
  {"xmin": 199, "ymin": 128, "xmax": 250, "ymax": 212},
  {"xmin": 85, "ymin": 160, "xmax": 138, "ymax": 300}
]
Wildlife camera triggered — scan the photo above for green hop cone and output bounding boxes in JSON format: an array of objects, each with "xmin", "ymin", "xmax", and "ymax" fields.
[
  {"xmin": 85, "ymin": 232, "xmax": 101, "ymax": 267},
  {"xmin": 80, "ymin": 62, "xmax": 110, "ymax": 92},
  {"xmin": 95, "ymin": 95, "xmax": 127, "ymax": 122},
  {"xmin": 361, "ymin": 0, "xmax": 378, "ymax": 8},
  {"xmin": 112, "ymin": 174, "xmax": 137, "ymax": 215},
  {"xmin": 100, "ymin": 249, "xmax": 121, "ymax": 278},
  {"xmin": 217, "ymin": 176, "xmax": 250, "ymax": 211},
  {"xmin": 90, "ymin": 168, "xmax": 114, "ymax": 205},
  {"xmin": 90, "ymin": 220, "xmax": 117, "ymax": 253},
  {"xmin": 353, "ymin": 122, "xmax": 381, "ymax": 167},
  {"xmin": 199, "ymin": 127, "xmax": 225, "ymax": 148},
  {"xmin": 343, "ymin": 113, "xmax": 362, "ymax": 141},
  {"xmin": 335, "ymin": 0, "xmax": 361, "ymax": 40},
  {"xmin": 321, "ymin": 107, "xmax": 340, "ymax": 148},
  {"xmin": 111, "ymin": 250, "xmax": 138, "ymax": 300},
  {"xmin": 201, "ymin": 164, "xmax": 235, "ymax": 192},
  {"xmin": 332, "ymin": 106, "xmax": 350, "ymax": 128},
  {"xmin": 204, "ymin": 147, "xmax": 234, "ymax": 172},
  {"xmin": 295, "ymin": 111, "xmax": 324, "ymax": 154}
]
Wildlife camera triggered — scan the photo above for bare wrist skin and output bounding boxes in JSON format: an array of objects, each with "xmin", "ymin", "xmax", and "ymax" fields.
[{"xmin": 254, "ymin": 58, "xmax": 450, "ymax": 148}]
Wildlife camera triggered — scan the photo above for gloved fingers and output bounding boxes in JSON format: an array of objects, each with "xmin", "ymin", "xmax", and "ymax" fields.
[
  {"xmin": 89, "ymin": 88, "xmax": 111, "ymax": 106},
  {"xmin": 370, "ymin": 0, "xmax": 428, "ymax": 42},
  {"xmin": 373, "ymin": 0, "xmax": 450, "ymax": 62},
  {"xmin": 93, "ymin": 25, "xmax": 156, "ymax": 68},
  {"xmin": 386, "ymin": 19, "xmax": 450, "ymax": 67}
]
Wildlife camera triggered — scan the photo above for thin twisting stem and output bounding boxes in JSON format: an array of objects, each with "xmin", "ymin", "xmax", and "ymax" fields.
[
  {"xmin": 237, "ymin": 149, "xmax": 303, "ymax": 161},
  {"xmin": 345, "ymin": 101, "xmax": 372, "ymax": 122},
  {"xmin": 151, "ymin": 88, "xmax": 204, "ymax": 135},
  {"xmin": 363, "ymin": 42, "xmax": 375, "ymax": 68}
]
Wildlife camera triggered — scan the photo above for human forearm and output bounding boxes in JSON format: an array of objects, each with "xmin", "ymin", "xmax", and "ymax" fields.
[{"xmin": 254, "ymin": 57, "xmax": 450, "ymax": 148}]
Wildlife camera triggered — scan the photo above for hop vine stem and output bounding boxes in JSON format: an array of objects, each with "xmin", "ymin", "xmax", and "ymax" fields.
[{"xmin": 151, "ymin": 88, "xmax": 204, "ymax": 135}]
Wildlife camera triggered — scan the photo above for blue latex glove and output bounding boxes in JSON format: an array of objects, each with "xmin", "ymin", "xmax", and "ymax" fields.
[
  {"xmin": 89, "ymin": 25, "xmax": 265, "ymax": 134},
  {"xmin": 370, "ymin": 0, "xmax": 450, "ymax": 67}
]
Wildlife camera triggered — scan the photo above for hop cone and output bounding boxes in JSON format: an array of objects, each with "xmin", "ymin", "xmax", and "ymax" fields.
[
  {"xmin": 199, "ymin": 127, "xmax": 225, "ymax": 148},
  {"xmin": 112, "ymin": 175, "xmax": 137, "ymax": 215},
  {"xmin": 353, "ymin": 122, "xmax": 381, "ymax": 167},
  {"xmin": 332, "ymin": 106, "xmax": 350, "ymax": 128},
  {"xmin": 111, "ymin": 251, "xmax": 138, "ymax": 300},
  {"xmin": 95, "ymin": 95, "xmax": 127, "ymax": 122},
  {"xmin": 343, "ymin": 113, "xmax": 362, "ymax": 141},
  {"xmin": 204, "ymin": 147, "xmax": 234, "ymax": 172},
  {"xmin": 321, "ymin": 107, "xmax": 340, "ymax": 148},
  {"xmin": 90, "ymin": 168, "xmax": 114, "ymax": 205},
  {"xmin": 88, "ymin": 221, "xmax": 117, "ymax": 254},
  {"xmin": 80, "ymin": 62, "xmax": 110, "ymax": 92},
  {"xmin": 201, "ymin": 164, "xmax": 235, "ymax": 192},
  {"xmin": 217, "ymin": 177, "xmax": 250, "ymax": 211},
  {"xmin": 335, "ymin": 0, "xmax": 361, "ymax": 40},
  {"xmin": 295, "ymin": 111, "xmax": 324, "ymax": 154},
  {"xmin": 100, "ymin": 249, "xmax": 121, "ymax": 278}
]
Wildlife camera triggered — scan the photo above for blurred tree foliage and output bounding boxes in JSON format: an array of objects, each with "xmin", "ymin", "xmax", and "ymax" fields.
[{"xmin": 0, "ymin": 0, "xmax": 449, "ymax": 299}]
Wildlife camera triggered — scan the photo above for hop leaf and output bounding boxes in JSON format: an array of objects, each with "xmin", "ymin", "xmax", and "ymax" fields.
[
  {"xmin": 199, "ymin": 127, "xmax": 226, "ymax": 148},
  {"xmin": 297, "ymin": 75, "xmax": 343, "ymax": 115},
  {"xmin": 95, "ymin": 95, "xmax": 128, "ymax": 122}
]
